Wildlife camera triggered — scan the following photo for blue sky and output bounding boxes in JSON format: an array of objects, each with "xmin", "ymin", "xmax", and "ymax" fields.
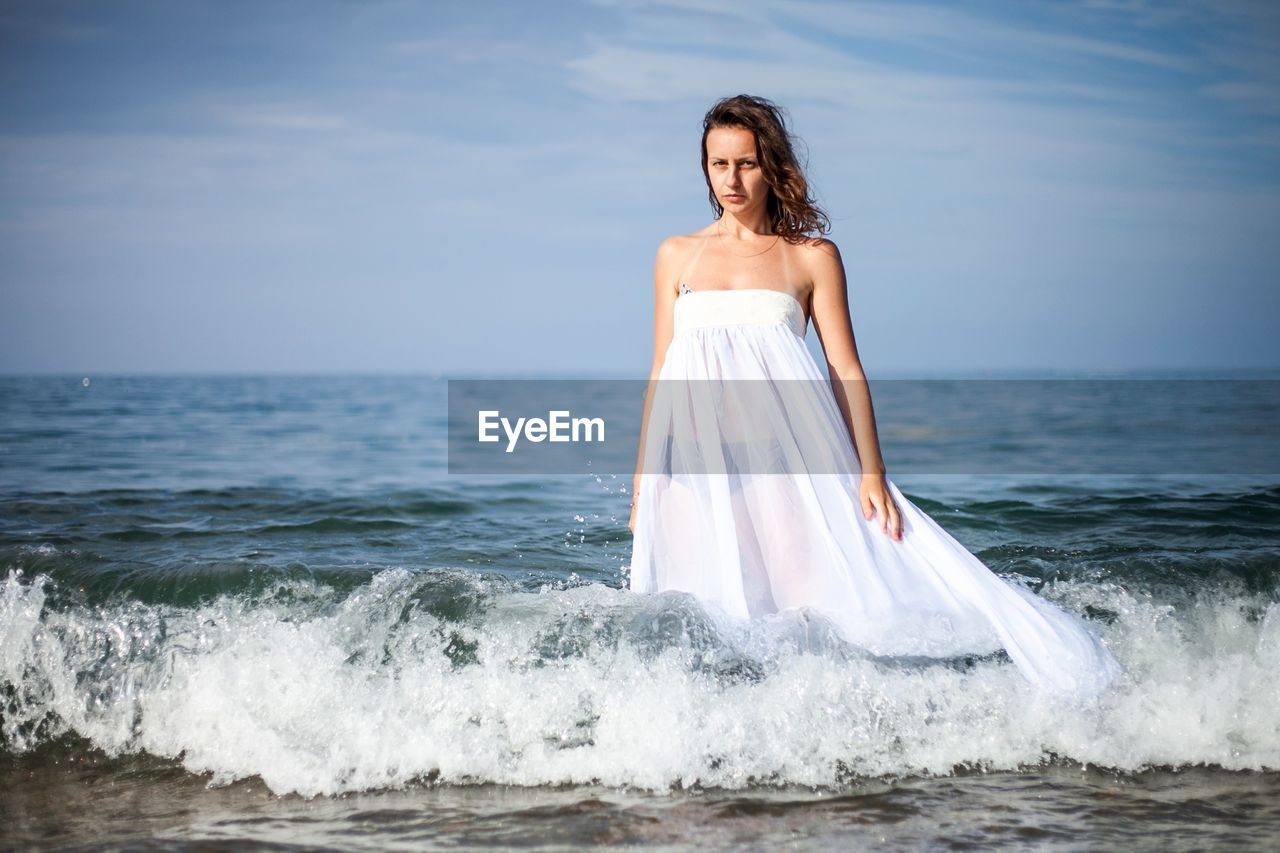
[{"xmin": 1, "ymin": 0, "xmax": 1277, "ymax": 376}]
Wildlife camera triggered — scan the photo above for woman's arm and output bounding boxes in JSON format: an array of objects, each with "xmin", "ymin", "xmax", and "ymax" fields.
[
  {"xmin": 807, "ymin": 238, "xmax": 903, "ymax": 540},
  {"xmin": 629, "ymin": 237, "xmax": 680, "ymax": 531}
]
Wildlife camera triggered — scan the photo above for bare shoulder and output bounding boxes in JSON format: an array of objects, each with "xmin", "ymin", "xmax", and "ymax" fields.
[
  {"xmin": 654, "ymin": 234, "xmax": 684, "ymax": 264},
  {"xmin": 794, "ymin": 236, "xmax": 843, "ymax": 269},
  {"xmin": 653, "ymin": 232, "xmax": 689, "ymax": 297},
  {"xmin": 657, "ymin": 227, "xmax": 713, "ymax": 257},
  {"xmin": 789, "ymin": 236, "xmax": 845, "ymax": 295},
  {"xmin": 654, "ymin": 229, "xmax": 712, "ymax": 287}
]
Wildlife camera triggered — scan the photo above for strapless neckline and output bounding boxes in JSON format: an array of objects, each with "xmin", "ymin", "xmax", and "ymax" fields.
[
  {"xmin": 679, "ymin": 286, "xmax": 805, "ymax": 314},
  {"xmin": 677, "ymin": 286, "xmax": 808, "ymax": 336}
]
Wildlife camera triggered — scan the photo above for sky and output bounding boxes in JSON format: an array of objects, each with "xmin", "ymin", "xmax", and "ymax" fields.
[{"xmin": 1, "ymin": 0, "xmax": 1277, "ymax": 376}]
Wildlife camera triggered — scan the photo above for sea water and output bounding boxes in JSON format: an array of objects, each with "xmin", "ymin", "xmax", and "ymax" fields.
[{"xmin": 2, "ymin": 374, "xmax": 1278, "ymax": 850}]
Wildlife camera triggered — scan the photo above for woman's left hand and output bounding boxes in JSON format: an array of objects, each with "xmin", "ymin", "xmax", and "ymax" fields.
[{"xmin": 859, "ymin": 473, "xmax": 903, "ymax": 541}]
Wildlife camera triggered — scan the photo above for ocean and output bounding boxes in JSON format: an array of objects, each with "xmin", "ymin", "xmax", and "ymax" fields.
[{"xmin": 2, "ymin": 373, "xmax": 1278, "ymax": 850}]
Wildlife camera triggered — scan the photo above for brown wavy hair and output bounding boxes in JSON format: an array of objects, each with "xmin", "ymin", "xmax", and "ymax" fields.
[{"xmin": 701, "ymin": 94, "xmax": 831, "ymax": 241}]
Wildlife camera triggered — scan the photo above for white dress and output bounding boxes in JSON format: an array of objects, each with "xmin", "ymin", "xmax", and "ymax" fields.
[{"xmin": 628, "ymin": 243, "xmax": 1121, "ymax": 702}]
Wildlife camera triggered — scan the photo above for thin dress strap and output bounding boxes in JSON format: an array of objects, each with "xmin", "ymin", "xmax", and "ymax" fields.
[
  {"xmin": 780, "ymin": 233, "xmax": 792, "ymax": 290},
  {"xmin": 677, "ymin": 234, "xmax": 711, "ymax": 295}
]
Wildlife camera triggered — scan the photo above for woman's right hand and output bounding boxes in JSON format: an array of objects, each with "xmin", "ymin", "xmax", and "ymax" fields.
[{"xmin": 628, "ymin": 483, "xmax": 640, "ymax": 533}]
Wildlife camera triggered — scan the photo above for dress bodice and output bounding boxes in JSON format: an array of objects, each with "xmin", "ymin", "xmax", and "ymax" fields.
[{"xmin": 674, "ymin": 286, "xmax": 807, "ymax": 339}]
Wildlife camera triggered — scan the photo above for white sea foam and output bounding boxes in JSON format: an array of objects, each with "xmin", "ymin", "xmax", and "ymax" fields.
[{"xmin": 1, "ymin": 568, "xmax": 1277, "ymax": 797}]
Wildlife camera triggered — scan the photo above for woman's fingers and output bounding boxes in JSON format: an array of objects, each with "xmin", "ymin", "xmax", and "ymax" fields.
[
  {"xmin": 859, "ymin": 481, "xmax": 903, "ymax": 540},
  {"xmin": 871, "ymin": 488, "xmax": 903, "ymax": 540}
]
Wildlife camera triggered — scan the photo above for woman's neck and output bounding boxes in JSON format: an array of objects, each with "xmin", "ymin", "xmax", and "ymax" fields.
[{"xmin": 717, "ymin": 210, "xmax": 773, "ymax": 239}]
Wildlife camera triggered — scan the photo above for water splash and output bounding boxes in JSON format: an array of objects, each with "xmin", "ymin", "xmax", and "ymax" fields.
[{"xmin": 2, "ymin": 568, "xmax": 1278, "ymax": 797}]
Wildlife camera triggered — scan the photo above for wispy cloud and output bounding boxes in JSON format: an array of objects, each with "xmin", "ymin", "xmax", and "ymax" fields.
[
  {"xmin": 567, "ymin": 0, "xmax": 1278, "ymax": 189},
  {"xmin": 784, "ymin": 0, "xmax": 1199, "ymax": 70},
  {"xmin": 1, "ymin": 0, "xmax": 1276, "ymax": 373}
]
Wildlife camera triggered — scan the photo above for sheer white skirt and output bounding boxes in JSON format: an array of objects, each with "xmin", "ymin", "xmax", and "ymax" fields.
[{"xmin": 628, "ymin": 290, "xmax": 1120, "ymax": 701}]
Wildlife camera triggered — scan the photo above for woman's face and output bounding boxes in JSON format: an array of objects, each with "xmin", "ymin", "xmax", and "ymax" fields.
[{"xmin": 705, "ymin": 125, "xmax": 770, "ymax": 216}]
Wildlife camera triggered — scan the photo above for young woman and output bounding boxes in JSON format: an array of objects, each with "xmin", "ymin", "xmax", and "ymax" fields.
[{"xmin": 627, "ymin": 94, "xmax": 1120, "ymax": 701}]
